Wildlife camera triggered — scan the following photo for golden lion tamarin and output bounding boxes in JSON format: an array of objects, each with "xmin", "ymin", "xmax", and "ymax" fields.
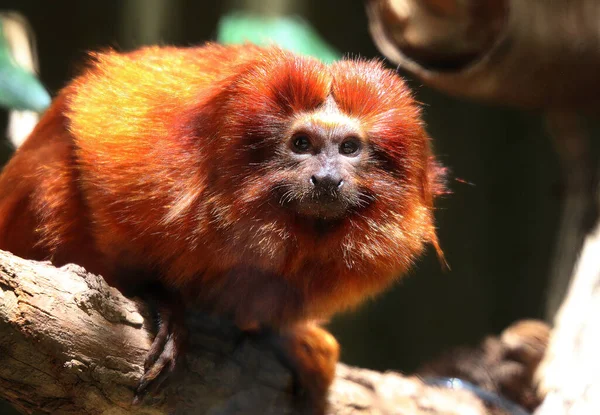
[{"xmin": 0, "ymin": 43, "xmax": 443, "ymax": 413}]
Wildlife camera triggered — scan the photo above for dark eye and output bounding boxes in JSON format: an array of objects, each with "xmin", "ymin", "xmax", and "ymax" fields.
[
  {"xmin": 292, "ymin": 135, "xmax": 312, "ymax": 153},
  {"xmin": 340, "ymin": 138, "xmax": 361, "ymax": 156}
]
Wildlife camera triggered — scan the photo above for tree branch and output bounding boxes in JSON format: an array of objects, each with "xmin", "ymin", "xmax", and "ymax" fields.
[{"xmin": 0, "ymin": 249, "xmax": 492, "ymax": 414}]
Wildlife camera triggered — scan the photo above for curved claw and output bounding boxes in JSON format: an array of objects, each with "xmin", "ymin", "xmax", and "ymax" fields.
[
  {"xmin": 132, "ymin": 288, "xmax": 188, "ymax": 405},
  {"xmin": 135, "ymin": 333, "xmax": 182, "ymax": 402}
]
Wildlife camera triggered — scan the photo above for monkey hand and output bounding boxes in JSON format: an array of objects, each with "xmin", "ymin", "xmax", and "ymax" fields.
[{"xmin": 133, "ymin": 287, "xmax": 189, "ymax": 404}]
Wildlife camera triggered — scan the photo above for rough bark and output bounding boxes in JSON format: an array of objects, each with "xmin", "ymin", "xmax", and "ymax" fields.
[{"xmin": 0, "ymin": 249, "xmax": 490, "ymax": 415}]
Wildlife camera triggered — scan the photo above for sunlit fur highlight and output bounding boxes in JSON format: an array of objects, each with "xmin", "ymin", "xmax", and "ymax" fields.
[{"xmin": 0, "ymin": 43, "xmax": 441, "ymax": 329}]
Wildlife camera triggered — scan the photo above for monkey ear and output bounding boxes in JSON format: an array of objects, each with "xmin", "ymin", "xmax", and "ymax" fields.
[
  {"xmin": 425, "ymin": 156, "xmax": 450, "ymax": 269},
  {"xmin": 427, "ymin": 156, "xmax": 449, "ymax": 198}
]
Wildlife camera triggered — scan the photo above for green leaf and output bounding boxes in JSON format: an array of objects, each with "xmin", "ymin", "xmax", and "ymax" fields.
[
  {"xmin": 217, "ymin": 12, "xmax": 341, "ymax": 63},
  {"xmin": 0, "ymin": 18, "xmax": 50, "ymax": 112}
]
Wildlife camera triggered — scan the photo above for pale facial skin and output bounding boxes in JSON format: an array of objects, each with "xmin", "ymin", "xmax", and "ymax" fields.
[{"xmin": 277, "ymin": 96, "xmax": 372, "ymax": 220}]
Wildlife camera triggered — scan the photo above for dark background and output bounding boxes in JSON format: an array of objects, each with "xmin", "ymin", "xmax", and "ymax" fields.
[{"xmin": 0, "ymin": 1, "xmax": 572, "ymax": 411}]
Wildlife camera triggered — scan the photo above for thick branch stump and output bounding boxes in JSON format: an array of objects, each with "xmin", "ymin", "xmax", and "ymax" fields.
[
  {"xmin": 536, "ymin": 220, "xmax": 600, "ymax": 415},
  {"xmin": 0, "ymin": 249, "xmax": 489, "ymax": 414}
]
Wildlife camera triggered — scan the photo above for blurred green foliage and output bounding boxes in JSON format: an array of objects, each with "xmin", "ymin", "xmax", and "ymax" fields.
[
  {"xmin": 217, "ymin": 12, "xmax": 341, "ymax": 63},
  {"xmin": 0, "ymin": 18, "xmax": 50, "ymax": 112}
]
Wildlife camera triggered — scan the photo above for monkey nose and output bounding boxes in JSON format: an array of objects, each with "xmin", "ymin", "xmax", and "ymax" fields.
[{"xmin": 310, "ymin": 174, "xmax": 344, "ymax": 191}]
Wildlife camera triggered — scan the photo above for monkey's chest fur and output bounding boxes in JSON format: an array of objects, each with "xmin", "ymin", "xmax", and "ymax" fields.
[{"xmin": 97, "ymin": 215, "xmax": 397, "ymax": 330}]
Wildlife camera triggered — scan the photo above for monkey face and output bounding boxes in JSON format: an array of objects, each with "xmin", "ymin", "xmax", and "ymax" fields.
[
  {"xmin": 205, "ymin": 53, "xmax": 435, "ymax": 239},
  {"xmin": 274, "ymin": 98, "xmax": 372, "ymax": 220}
]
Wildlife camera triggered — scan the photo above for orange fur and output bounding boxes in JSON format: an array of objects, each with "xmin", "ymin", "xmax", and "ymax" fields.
[{"xmin": 0, "ymin": 42, "xmax": 440, "ymax": 331}]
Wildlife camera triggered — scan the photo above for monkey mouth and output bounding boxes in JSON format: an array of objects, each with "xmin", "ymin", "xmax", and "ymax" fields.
[
  {"xmin": 275, "ymin": 186, "xmax": 360, "ymax": 219},
  {"xmin": 293, "ymin": 197, "xmax": 349, "ymax": 219}
]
